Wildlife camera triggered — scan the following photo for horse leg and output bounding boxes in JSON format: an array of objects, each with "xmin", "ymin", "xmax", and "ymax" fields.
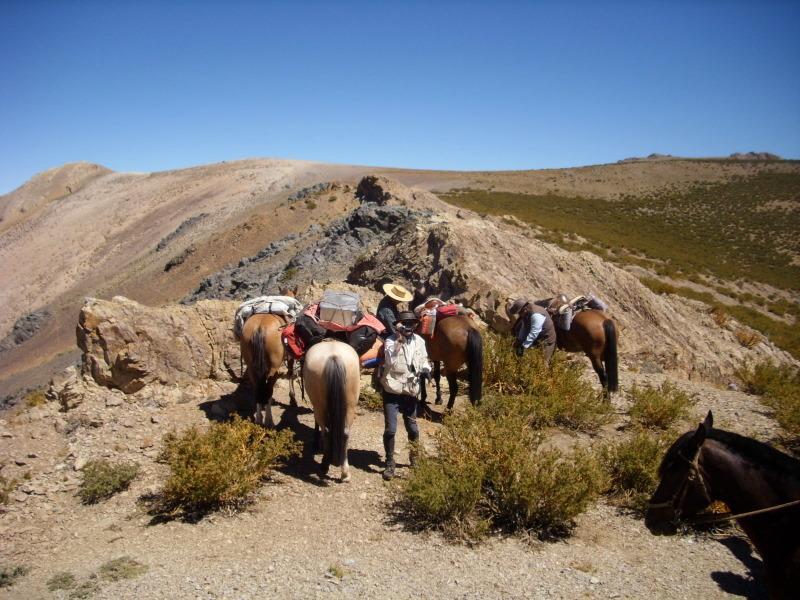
[
  {"xmin": 319, "ymin": 427, "xmax": 331, "ymax": 478},
  {"xmin": 253, "ymin": 376, "xmax": 268, "ymax": 425},
  {"xmin": 287, "ymin": 358, "xmax": 298, "ymax": 407},
  {"xmin": 589, "ymin": 354, "xmax": 608, "ymax": 395},
  {"xmin": 263, "ymin": 373, "xmax": 278, "ymax": 428},
  {"xmin": 434, "ymin": 362, "xmax": 443, "ymax": 405},
  {"xmin": 341, "ymin": 439, "xmax": 350, "ymax": 483},
  {"xmin": 446, "ymin": 373, "xmax": 458, "ymax": 411}
]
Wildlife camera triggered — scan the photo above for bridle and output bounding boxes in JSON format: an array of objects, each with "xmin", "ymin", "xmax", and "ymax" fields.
[
  {"xmin": 648, "ymin": 441, "xmax": 800, "ymax": 524},
  {"xmin": 647, "ymin": 444, "xmax": 711, "ymax": 518}
]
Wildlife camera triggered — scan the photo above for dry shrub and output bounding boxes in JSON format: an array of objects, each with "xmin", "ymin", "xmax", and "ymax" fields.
[
  {"xmin": 47, "ymin": 572, "xmax": 77, "ymax": 591},
  {"xmin": 159, "ymin": 417, "xmax": 300, "ymax": 512},
  {"xmin": 25, "ymin": 389, "xmax": 47, "ymax": 408},
  {"xmin": 628, "ymin": 382, "xmax": 695, "ymax": 430},
  {"xmin": 98, "ymin": 557, "xmax": 147, "ymax": 581},
  {"xmin": 0, "ymin": 565, "xmax": 29, "ymax": 588},
  {"xmin": 600, "ymin": 429, "xmax": 672, "ymax": 510},
  {"xmin": 358, "ymin": 386, "xmax": 383, "ymax": 412},
  {"xmin": 398, "ymin": 406, "xmax": 607, "ymax": 541},
  {"xmin": 736, "ymin": 360, "xmax": 800, "ymax": 443},
  {"xmin": 0, "ymin": 473, "xmax": 14, "ymax": 505},
  {"xmin": 735, "ymin": 328, "xmax": 761, "ymax": 348},
  {"xmin": 78, "ymin": 460, "xmax": 139, "ymax": 504},
  {"xmin": 483, "ymin": 332, "xmax": 611, "ymax": 432},
  {"xmin": 709, "ymin": 306, "xmax": 729, "ymax": 327}
]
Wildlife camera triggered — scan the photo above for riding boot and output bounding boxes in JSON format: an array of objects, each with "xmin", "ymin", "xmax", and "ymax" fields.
[{"xmin": 382, "ymin": 434, "xmax": 396, "ymax": 481}]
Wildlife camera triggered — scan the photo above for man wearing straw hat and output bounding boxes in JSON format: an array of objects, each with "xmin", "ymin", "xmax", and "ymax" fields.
[{"xmin": 376, "ymin": 282, "xmax": 413, "ymax": 337}]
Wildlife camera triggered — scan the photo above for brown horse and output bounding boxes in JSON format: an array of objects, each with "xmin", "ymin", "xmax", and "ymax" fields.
[
  {"xmin": 420, "ymin": 315, "xmax": 483, "ymax": 409},
  {"xmin": 646, "ymin": 412, "xmax": 800, "ymax": 599},
  {"xmin": 506, "ymin": 301, "xmax": 618, "ymax": 392},
  {"xmin": 302, "ymin": 340, "xmax": 361, "ymax": 481},
  {"xmin": 240, "ymin": 313, "xmax": 287, "ymax": 427}
]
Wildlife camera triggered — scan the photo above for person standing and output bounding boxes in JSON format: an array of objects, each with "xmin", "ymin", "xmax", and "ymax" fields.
[
  {"xmin": 376, "ymin": 282, "xmax": 413, "ymax": 337},
  {"xmin": 379, "ymin": 311, "xmax": 431, "ymax": 480},
  {"xmin": 509, "ymin": 298, "xmax": 557, "ymax": 364}
]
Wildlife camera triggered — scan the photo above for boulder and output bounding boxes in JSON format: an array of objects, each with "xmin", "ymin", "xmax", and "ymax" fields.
[{"xmin": 76, "ymin": 296, "xmax": 240, "ymax": 393}]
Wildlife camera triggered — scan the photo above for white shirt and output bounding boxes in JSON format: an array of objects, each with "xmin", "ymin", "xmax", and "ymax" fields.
[{"xmin": 380, "ymin": 333, "xmax": 432, "ymax": 396}]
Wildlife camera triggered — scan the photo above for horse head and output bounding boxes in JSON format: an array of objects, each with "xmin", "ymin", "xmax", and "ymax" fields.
[{"xmin": 645, "ymin": 411, "xmax": 715, "ymax": 534}]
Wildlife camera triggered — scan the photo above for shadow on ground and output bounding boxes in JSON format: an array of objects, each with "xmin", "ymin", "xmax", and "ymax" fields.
[{"xmin": 710, "ymin": 535, "xmax": 767, "ymax": 599}]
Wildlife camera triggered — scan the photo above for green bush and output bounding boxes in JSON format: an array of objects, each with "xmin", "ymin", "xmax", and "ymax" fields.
[
  {"xmin": 358, "ymin": 386, "xmax": 383, "ymax": 412},
  {"xmin": 600, "ymin": 429, "xmax": 672, "ymax": 510},
  {"xmin": 397, "ymin": 406, "xmax": 607, "ymax": 540},
  {"xmin": 628, "ymin": 382, "xmax": 695, "ymax": 430},
  {"xmin": 159, "ymin": 417, "xmax": 300, "ymax": 512},
  {"xmin": 736, "ymin": 360, "xmax": 800, "ymax": 443},
  {"xmin": 483, "ymin": 332, "xmax": 611, "ymax": 432},
  {"xmin": 78, "ymin": 460, "xmax": 139, "ymax": 504},
  {"xmin": 25, "ymin": 389, "xmax": 47, "ymax": 408}
]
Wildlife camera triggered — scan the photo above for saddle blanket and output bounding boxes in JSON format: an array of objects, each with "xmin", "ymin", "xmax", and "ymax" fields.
[{"xmin": 234, "ymin": 295, "xmax": 304, "ymax": 340}]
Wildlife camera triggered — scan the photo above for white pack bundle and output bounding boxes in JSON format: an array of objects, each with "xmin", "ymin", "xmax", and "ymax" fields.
[
  {"xmin": 234, "ymin": 295, "xmax": 304, "ymax": 339},
  {"xmin": 318, "ymin": 290, "xmax": 361, "ymax": 328}
]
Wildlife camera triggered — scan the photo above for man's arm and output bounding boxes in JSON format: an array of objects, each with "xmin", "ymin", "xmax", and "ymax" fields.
[{"xmin": 523, "ymin": 313, "xmax": 546, "ymax": 348}]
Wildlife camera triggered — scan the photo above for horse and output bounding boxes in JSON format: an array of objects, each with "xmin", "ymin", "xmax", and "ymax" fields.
[
  {"xmin": 645, "ymin": 411, "xmax": 800, "ymax": 599},
  {"xmin": 302, "ymin": 340, "xmax": 361, "ymax": 482},
  {"xmin": 420, "ymin": 315, "xmax": 483, "ymax": 410},
  {"xmin": 240, "ymin": 313, "xmax": 287, "ymax": 427},
  {"xmin": 506, "ymin": 300, "xmax": 618, "ymax": 393}
]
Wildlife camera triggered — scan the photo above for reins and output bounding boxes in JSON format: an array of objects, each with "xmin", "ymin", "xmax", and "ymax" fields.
[{"xmin": 687, "ymin": 498, "xmax": 800, "ymax": 525}]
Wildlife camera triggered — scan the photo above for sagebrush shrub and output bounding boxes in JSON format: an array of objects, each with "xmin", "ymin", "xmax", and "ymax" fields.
[
  {"xmin": 628, "ymin": 382, "xmax": 695, "ymax": 430},
  {"xmin": 600, "ymin": 429, "xmax": 672, "ymax": 510},
  {"xmin": 397, "ymin": 406, "xmax": 607, "ymax": 540},
  {"xmin": 78, "ymin": 460, "xmax": 139, "ymax": 504},
  {"xmin": 98, "ymin": 557, "xmax": 148, "ymax": 581},
  {"xmin": 159, "ymin": 417, "xmax": 300, "ymax": 511},
  {"xmin": 735, "ymin": 328, "xmax": 761, "ymax": 349},
  {"xmin": 736, "ymin": 360, "xmax": 800, "ymax": 442}
]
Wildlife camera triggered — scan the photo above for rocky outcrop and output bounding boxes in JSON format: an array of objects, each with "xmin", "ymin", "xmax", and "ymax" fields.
[
  {"xmin": 76, "ymin": 296, "xmax": 240, "ymax": 394},
  {"xmin": 0, "ymin": 309, "xmax": 51, "ymax": 354},
  {"xmin": 729, "ymin": 152, "xmax": 782, "ymax": 161}
]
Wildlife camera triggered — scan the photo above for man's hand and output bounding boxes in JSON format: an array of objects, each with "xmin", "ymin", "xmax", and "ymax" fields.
[{"xmin": 515, "ymin": 345, "xmax": 525, "ymax": 357}]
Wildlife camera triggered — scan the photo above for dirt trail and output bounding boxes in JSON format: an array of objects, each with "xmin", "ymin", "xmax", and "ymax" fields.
[{"xmin": 0, "ymin": 369, "xmax": 775, "ymax": 599}]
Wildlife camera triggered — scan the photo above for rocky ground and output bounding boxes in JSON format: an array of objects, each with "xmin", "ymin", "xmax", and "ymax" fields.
[{"xmin": 0, "ymin": 360, "xmax": 782, "ymax": 599}]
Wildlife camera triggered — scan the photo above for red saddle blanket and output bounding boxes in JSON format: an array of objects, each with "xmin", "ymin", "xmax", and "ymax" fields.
[{"xmin": 282, "ymin": 308, "xmax": 385, "ymax": 360}]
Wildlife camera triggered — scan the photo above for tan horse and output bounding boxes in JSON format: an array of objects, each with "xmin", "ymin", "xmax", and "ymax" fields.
[
  {"xmin": 302, "ymin": 340, "xmax": 361, "ymax": 481},
  {"xmin": 421, "ymin": 315, "xmax": 483, "ymax": 410},
  {"xmin": 506, "ymin": 300, "xmax": 618, "ymax": 392},
  {"xmin": 240, "ymin": 313, "xmax": 287, "ymax": 427}
]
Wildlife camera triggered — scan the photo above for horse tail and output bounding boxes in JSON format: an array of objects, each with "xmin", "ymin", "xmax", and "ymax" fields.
[
  {"xmin": 250, "ymin": 326, "xmax": 269, "ymax": 380},
  {"xmin": 324, "ymin": 355, "xmax": 348, "ymax": 466},
  {"xmin": 466, "ymin": 328, "xmax": 483, "ymax": 404},
  {"xmin": 603, "ymin": 319, "xmax": 619, "ymax": 393}
]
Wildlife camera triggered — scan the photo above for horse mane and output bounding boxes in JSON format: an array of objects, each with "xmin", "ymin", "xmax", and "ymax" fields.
[
  {"xmin": 708, "ymin": 429, "xmax": 800, "ymax": 478},
  {"xmin": 660, "ymin": 428, "xmax": 800, "ymax": 479}
]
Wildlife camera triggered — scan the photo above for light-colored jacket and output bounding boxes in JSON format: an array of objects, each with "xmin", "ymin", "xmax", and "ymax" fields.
[{"xmin": 380, "ymin": 333, "xmax": 431, "ymax": 397}]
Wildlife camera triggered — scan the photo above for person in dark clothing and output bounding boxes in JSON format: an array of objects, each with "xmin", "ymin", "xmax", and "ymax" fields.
[
  {"xmin": 379, "ymin": 311, "xmax": 431, "ymax": 480},
  {"xmin": 508, "ymin": 298, "xmax": 557, "ymax": 364},
  {"xmin": 376, "ymin": 282, "xmax": 413, "ymax": 337}
]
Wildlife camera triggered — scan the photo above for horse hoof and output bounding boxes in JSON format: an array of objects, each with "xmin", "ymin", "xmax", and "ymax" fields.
[
  {"xmin": 341, "ymin": 472, "xmax": 351, "ymax": 483},
  {"xmin": 434, "ymin": 398, "xmax": 443, "ymax": 406}
]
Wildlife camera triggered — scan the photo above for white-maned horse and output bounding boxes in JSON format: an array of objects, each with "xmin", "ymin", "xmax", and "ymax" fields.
[{"xmin": 302, "ymin": 340, "xmax": 361, "ymax": 482}]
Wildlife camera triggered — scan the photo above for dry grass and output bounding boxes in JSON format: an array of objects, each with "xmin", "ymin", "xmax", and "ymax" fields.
[
  {"xmin": 710, "ymin": 306, "xmax": 729, "ymax": 328},
  {"xmin": 0, "ymin": 565, "xmax": 30, "ymax": 589},
  {"xmin": 47, "ymin": 572, "xmax": 77, "ymax": 591},
  {"xmin": 98, "ymin": 557, "xmax": 148, "ymax": 582},
  {"xmin": 736, "ymin": 360, "xmax": 800, "ymax": 445},
  {"xmin": 600, "ymin": 429, "xmax": 672, "ymax": 510},
  {"xmin": 24, "ymin": 389, "xmax": 47, "ymax": 408}
]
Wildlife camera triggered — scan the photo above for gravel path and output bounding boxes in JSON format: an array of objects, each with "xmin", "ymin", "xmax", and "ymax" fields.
[{"xmin": 0, "ymin": 369, "xmax": 777, "ymax": 599}]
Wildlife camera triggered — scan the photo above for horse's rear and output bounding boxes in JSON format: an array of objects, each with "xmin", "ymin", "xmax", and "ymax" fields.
[
  {"xmin": 557, "ymin": 309, "xmax": 618, "ymax": 393},
  {"xmin": 240, "ymin": 313, "xmax": 286, "ymax": 426},
  {"xmin": 425, "ymin": 315, "xmax": 483, "ymax": 408},
  {"xmin": 302, "ymin": 340, "xmax": 360, "ymax": 481}
]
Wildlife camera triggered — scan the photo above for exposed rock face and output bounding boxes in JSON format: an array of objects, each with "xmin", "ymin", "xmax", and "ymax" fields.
[
  {"xmin": 76, "ymin": 296, "xmax": 240, "ymax": 394},
  {"xmin": 729, "ymin": 152, "xmax": 781, "ymax": 161},
  {"xmin": 0, "ymin": 309, "xmax": 51, "ymax": 354}
]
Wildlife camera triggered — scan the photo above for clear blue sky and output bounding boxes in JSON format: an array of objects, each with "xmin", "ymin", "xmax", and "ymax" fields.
[{"xmin": 1, "ymin": 0, "xmax": 799, "ymax": 193}]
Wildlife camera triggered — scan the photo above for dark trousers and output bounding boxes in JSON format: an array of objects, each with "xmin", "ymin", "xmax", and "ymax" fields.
[{"xmin": 382, "ymin": 391, "xmax": 419, "ymax": 460}]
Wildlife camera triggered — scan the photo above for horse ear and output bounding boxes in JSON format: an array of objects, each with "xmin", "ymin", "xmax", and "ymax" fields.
[{"xmin": 703, "ymin": 410, "xmax": 713, "ymax": 432}]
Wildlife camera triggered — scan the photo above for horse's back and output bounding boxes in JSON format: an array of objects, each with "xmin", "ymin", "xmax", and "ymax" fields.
[
  {"xmin": 428, "ymin": 315, "xmax": 476, "ymax": 362},
  {"xmin": 560, "ymin": 310, "xmax": 608, "ymax": 353}
]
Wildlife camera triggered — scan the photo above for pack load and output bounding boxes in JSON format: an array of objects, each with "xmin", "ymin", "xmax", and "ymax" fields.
[
  {"xmin": 282, "ymin": 290, "xmax": 385, "ymax": 363},
  {"xmin": 413, "ymin": 297, "xmax": 465, "ymax": 337},
  {"xmin": 318, "ymin": 290, "xmax": 361, "ymax": 329},
  {"xmin": 541, "ymin": 293, "xmax": 608, "ymax": 331},
  {"xmin": 234, "ymin": 295, "xmax": 304, "ymax": 340}
]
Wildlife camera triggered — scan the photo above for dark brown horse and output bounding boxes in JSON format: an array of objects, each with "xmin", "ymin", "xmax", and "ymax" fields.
[
  {"xmin": 240, "ymin": 313, "xmax": 287, "ymax": 427},
  {"xmin": 506, "ymin": 301, "xmax": 618, "ymax": 392},
  {"xmin": 420, "ymin": 315, "xmax": 483, "ymax": 409},
  {"xmin": 646, "ymin": 412, "xmax": 800, "ymax": 599}
]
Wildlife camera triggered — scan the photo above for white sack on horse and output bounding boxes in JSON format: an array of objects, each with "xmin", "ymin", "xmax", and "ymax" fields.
[{"xmin": 234, "ymin": 295, "xmax": 304, "ymax": 340}]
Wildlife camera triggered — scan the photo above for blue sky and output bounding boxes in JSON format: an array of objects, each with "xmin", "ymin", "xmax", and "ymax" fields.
[{"xmin": 1, "ymin": 0, "xmax": 799, "ymax": 193}]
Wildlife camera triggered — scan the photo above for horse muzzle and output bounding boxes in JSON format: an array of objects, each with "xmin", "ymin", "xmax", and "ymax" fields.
[{"xmin": 644, "ymin": 506, "xmax": 680, "ymax": 535}]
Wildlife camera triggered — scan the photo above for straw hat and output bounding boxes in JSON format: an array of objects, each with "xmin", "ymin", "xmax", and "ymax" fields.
[{"xmin": 382, "ymin": 282, "xmax": 413, "ymax": 302}]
